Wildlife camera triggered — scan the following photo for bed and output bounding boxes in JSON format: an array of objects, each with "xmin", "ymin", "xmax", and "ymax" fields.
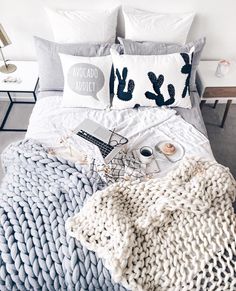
[
  {"xmin": 0, "ymin": 88, "xmax": 234, "ymax": 290},
  {"xmin": 0, "ymin": 6, "xmax": 236, "ymax": 291}
]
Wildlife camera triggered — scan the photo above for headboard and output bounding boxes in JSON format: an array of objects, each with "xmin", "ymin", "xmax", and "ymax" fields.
[{"xmin": 0, "ymin": 0, "xmax": 235, "ymax": 61}]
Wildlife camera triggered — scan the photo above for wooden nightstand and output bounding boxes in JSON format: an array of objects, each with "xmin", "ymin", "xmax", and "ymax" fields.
[
  {"xmin": 0, "ymin": 61, "xmax": 38, "ymax": 131},
  {"xmin": 197, "ymin": 60, "xmax": 236, "ymax": 128}
]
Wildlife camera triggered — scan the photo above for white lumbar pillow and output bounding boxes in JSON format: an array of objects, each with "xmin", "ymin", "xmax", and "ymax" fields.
[
  {"xmin": 111, "ymin": 49, "xmax": 194, "ymax": 109},
  {"xmin": 60, "ymin": 53, "xmax": 112, "ymax": 109},
  {"xmin": 123, "ymin": 7, "xmax": 194, "ymax": 45},
  {"xmin": 45, "ymin": 8, "xmax": 118, "ymax": 43}
]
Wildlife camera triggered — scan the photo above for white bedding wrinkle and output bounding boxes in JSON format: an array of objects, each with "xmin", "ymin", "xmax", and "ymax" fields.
[{"xmin": 26, "ymin": 96, "xmax": 213, "ymax": 176}]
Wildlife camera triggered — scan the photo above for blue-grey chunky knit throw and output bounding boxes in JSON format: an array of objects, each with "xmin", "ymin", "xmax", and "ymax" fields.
[{"xmin": 0, "ymin": 140, "xmax": 127, "ymax": 291}]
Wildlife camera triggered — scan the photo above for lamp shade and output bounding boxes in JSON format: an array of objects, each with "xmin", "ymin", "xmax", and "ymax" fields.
[{"xmin": 0, "ymin": 24, "xmax": 11, "ymax": 48}]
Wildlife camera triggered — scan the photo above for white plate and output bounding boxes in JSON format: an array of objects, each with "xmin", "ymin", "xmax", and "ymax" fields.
[{"xmin": 155, "ymin": 140, "xmax": 185, "ymax": 162}]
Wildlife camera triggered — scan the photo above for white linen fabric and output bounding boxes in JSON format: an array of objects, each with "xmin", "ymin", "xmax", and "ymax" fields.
[
  {"xmin": 45, "ymin": 8, "xmax": 118, "ymax": 43},
  {"xmin": 123, "ymin": 7, "xmax": 194, "ymax": 45},
  {"xmin": 60, "ymin": 53, "xmax": 112, "ymax": 109},
  {"xmin": 26, "ymin": 96, "xmax": 213, "ymax": 177},
  {"xmin": 111, "ymin": 49, "xmax": 193, "ymax": 109}
]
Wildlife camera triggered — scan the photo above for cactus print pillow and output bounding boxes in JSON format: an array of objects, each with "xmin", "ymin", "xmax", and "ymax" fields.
[
  {"xmin": 59, "ymin": 53, "xmax": 112, "ymax": 109},
  {"xmin": 111, "ymin": 49, "xmax": 194, "ymax": 109},
  {"xmin": 118, "ymin": 37, "xmax": 206, "ymax": 92}
]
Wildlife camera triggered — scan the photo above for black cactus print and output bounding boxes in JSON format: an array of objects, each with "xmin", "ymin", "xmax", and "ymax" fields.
[
  {"xmin": 116, "ymin": 67, "xmax": 135, "ymax": 101},
  {"xmin": 180, "ymin": 52, "xmax": 194, "ymax": 98},
  {"xmin": 110, "ymin": 65, "xmax": 115, "ymax": 96},
  {"xmin": 145, "ymin": 72, "xmax": 175, "ymax": 106}
]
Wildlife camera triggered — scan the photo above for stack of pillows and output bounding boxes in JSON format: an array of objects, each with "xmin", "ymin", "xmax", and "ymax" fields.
[{"xmin": 35, "ymin": 6, "xmax": 206, "ymax": 110}]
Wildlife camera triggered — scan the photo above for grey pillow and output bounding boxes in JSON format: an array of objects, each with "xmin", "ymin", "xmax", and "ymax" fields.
[
  {"xmin": 118, "ymin": 37, "xmax": 206, "ymax": 91},
  {"xmin": 34, "ymin": 37, "xmax": 122, "ymax": 92}
]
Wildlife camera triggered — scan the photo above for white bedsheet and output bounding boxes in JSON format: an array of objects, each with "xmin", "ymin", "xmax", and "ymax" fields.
[{"xmin": 26, "ymin": 96, "xmax": 214, "ymax": 176}]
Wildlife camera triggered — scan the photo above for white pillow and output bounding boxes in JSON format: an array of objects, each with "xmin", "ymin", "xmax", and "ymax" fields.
[
  {"xmin": 46, "ymin": 8, "xmax": 118, "ymax": 43},
  {"xmin": 60, "ymin": 53, "xmax": 112, "ymax": 109},
  {"xmin": 111, "ymin": 49, "xmax": 194, "ymax": 109},
  {"xmin": 123, "ymin": 7, "xmax": 194, "ymax": 45}
]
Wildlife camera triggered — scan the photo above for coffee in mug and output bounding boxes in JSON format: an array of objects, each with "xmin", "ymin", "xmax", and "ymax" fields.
[{"xmin": 139, "ymin": 146, "xmax": 153, "ymax": 164}]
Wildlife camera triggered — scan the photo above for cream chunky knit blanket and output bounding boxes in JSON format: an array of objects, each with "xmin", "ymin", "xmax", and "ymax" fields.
[{"xmin": 66, "ymin": 157, "xmax": 236, "ymax": 291}]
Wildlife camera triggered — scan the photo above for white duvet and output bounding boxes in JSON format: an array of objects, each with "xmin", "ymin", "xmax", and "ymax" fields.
[{"xmin": 26, "ymin": 96, "xmax": 214, "ymax": 176}]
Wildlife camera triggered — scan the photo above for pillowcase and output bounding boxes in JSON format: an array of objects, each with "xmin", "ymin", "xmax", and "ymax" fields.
[
  {"xmin": 123, "ymin": 7, "xmax": 194, "ymax": 45},
  {"xmin": 45, "ymin": 8, "xmax": 118, "ymax": 43},
  {"xmin": 118, "ymin": 37, "xmax": 206, "ymax": 91},
  {"xmin": 60, "ymin": 53, "xmax": 112, "ymax": 109},
  {"xmin": 111, "ymin": 49, "xmax": 194, "ymax": 110},
  {"xmin": 34, "ymin": 37, "xmax": 122, "ymax": 92}
]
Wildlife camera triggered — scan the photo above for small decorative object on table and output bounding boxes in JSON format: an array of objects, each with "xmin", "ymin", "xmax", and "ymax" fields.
[
  {"xmin": 2, "ymin": 76, "xmax": 22, "ymax": 83},
  {"xmin": 197, "ymin": 60, "xmax": 236, "ymax": 128},
  {"xmin": 215, "ymin": 59, "xmax": 230, "ymax": 77}
]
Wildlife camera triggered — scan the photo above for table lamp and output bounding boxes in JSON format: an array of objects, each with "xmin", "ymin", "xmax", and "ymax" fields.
[{"xmin": 0, "ymin": 23, "xmax": 17, "ymax": 73}]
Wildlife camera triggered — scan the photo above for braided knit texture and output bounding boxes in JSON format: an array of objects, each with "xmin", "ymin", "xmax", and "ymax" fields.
[
  {"xmin": 0, "ymin": 140, "xmax": 127, "ymax": 291},
  {"xmin": 66, "ymin": 157, "xmax": 236, "ymax": 291}
]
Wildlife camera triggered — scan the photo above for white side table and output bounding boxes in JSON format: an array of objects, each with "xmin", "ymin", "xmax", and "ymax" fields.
[
  {"xmin": 197, "ymin": 60, "xmax": 236, "ymax": 128},
  {"xmin": 0, "ymin": 61, "xmax": 39, "ymax": 131}
]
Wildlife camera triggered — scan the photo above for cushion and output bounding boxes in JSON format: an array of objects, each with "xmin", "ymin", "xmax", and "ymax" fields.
[
  {"xmin": 118, "ymin": 37, "xmax": 206, "ymax": 91},
  {"xmin": 123, "ymin": 7, "xmax": 194, "ymax": 45},
  {"xmin": 34, "ymin": 37, "xmax": 122, "ymax": 92},
  {"xmin": 111, "ymin": 49, "xmax": 194, "ymax": 109},
  {"xmin": 60, "ymin": 53, "xmax": 112, "ymax": 109},
  {"xmin": 45, "ymin": 8, "xmax": 118, "ymax": 43}
]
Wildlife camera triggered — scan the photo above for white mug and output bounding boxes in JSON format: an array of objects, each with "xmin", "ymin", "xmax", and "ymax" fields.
[{"xmin": 139, "ymin": 146, "xmax": 153, "ymax": 164}]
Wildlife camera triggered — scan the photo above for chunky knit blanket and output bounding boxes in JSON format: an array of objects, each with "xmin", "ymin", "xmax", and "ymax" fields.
[
  {"xmin": 0, "ymin": 140, "xmax": 127, "ymax": 291},
  {"xmin": 66, "ymin": 158, "xmax": 236, "ymax": 291}
]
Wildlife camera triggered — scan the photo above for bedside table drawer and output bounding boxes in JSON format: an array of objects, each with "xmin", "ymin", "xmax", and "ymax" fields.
[{"xmin": 203, "ymin": 87, "xmax": 236, "ymax": 98}]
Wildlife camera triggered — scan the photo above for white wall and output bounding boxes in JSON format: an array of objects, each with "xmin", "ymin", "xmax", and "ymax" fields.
[{"xmin": 0, "ymin": 0, "xmax": 236, "ymax": 61}]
